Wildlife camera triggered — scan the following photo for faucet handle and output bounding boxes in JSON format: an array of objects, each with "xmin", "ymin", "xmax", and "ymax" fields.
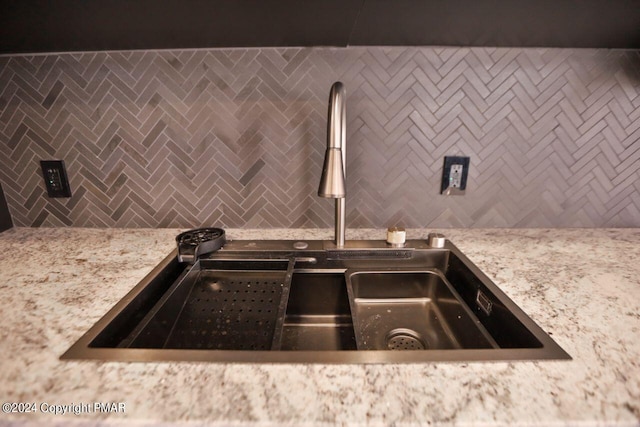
[
  {"xmin": 427, "ymin": 232, "xmax": 446, "ymax": 248},
  {"xmin": 386, "ymin": 227, "xmax": 406, "ymax": 247}
]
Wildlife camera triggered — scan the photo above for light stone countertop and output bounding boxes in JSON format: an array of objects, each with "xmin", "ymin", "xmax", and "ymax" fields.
[{"xmin": 0, "ymin": 227, "xmax": 639, "ymax": 426}]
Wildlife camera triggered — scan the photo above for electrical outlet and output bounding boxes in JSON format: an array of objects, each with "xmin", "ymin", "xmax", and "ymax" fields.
[
  {"xmin": 40, "ymin": 160, "xmax": 72, "ymax": 198},
  {"xmin": 441, "ymin": 156, "xmax": 470, "ymax": 195},
  {"xmin": 450, "ymin": 164, "xmax": 464, "ymax": 188}
]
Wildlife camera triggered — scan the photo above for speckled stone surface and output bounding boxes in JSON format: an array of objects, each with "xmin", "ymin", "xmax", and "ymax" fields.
[{"xmin": 0, "ymin": 227, "xmax": 639, "ymax": 426}]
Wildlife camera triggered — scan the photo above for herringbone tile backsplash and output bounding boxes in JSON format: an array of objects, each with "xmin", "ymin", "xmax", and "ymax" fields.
[{"xmin": 1, "ymin": 47, "xmax": 639, "ymax": 228}]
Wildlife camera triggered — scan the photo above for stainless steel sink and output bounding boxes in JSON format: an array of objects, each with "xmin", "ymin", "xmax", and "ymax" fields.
[
  {"xmin": 346, "ymin": 270, "xmax": 497, "ymax": 350},
  {"xmin": 61, "ymin": 239, "xmax": 570, "ymax": 363}
]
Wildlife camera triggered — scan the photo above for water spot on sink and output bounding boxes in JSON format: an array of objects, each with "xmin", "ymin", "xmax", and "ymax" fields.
[{"xmin": 208, "ymin": 281, "xmax": 223, "ymax": 291}]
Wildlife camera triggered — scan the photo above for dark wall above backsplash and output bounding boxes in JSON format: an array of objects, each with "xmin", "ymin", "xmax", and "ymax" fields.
[
  {"xmin": 0, "ymin": 46, "xmax": 638, "ymax": 228},
  {"xmin": 350, "ymin": 0, "xmax": 640, "ymax": 48},
  {"xmin": 0, "ymin": 0, "xmax": 363, "ymax": 54},
  {"xmin": 1, "ymin": 0, "xmax": 640, "ymax": 54}
]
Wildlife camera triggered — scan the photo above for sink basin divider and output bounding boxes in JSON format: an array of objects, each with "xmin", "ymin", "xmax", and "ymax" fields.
[{"xmin": 268, "ymin": 257, "xmax": 296, "ymax": 351}]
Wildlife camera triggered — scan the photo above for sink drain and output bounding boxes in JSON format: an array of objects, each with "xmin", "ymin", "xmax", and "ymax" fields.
[{"xmin": 385, "ymin": 328, "xmax": 426, "ymax": 350}]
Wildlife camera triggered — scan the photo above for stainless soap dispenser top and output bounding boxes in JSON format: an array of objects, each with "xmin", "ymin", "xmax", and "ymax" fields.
[{"xmin": 318, "ymin": 82, "xmax": 347, "ymax": 248}]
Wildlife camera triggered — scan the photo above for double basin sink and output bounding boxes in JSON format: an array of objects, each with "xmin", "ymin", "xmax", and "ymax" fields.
[{"xmin": 62, "ymin": 239, "xmax": 570, "ymax": 363}]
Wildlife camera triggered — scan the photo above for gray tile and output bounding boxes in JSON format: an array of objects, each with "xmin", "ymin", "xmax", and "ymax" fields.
[{"xmin": 0, "ymin": 47, "xmax": 638, "ymax": 228}]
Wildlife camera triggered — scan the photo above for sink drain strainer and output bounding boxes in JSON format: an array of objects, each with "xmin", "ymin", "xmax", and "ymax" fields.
[{"xmin": 386, "ymin": 328, "xmax": 426, "ymax": 350}]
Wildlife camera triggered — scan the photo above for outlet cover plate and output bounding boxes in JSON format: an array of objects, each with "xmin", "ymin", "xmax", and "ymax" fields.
[
  {"xmin": 40, "ymin": 160, "xmax": 72, "ymax": 198},
  {"xmin": 441, "ymin": 156, "xmax": 470, "ymax": 195}
]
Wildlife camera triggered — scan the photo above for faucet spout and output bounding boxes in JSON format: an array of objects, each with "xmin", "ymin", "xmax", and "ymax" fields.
[{"xmin": 318, "ymin": 82, "xmax": 347, "ymax": 247}]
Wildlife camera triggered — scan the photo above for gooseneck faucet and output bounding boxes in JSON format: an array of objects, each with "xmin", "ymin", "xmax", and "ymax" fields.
[{"xmin": 318, "ymin": 82, "xmax": 347, "ymax": 248}]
